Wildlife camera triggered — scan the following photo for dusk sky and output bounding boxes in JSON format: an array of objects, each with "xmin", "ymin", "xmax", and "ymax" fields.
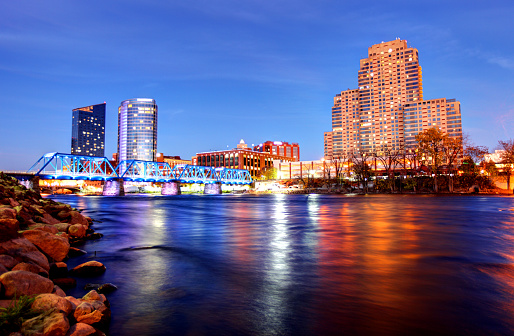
[{"xmin": 1, "ymin": 0, "xmax": 513, "ymax": 170}]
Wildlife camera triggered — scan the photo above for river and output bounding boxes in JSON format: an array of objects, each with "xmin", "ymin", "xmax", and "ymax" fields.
[{"xmin": 49, "ymin": 193, "xmax": 514, "ymax": 335}]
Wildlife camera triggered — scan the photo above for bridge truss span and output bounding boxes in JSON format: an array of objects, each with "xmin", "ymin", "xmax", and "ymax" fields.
[
  {"xmin": 28, "ymin": 152, "xmax": 118, "ymax": 180},
  {"xmin": 28, "ymin": 153, "xmax": 253, "ymax": 185}
]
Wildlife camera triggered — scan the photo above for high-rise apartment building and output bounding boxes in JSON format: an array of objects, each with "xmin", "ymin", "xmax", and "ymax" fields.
[
  {"xmin": 71, "ymin": 103, "xmax": 106, "ymax": 157},
  {"xmin": 117, "ymin": 98, "xmax": 158, "ymax": 162},
  {"xmin": 326, "ymin": 39, "xmax": 462, "ymax": 158}
]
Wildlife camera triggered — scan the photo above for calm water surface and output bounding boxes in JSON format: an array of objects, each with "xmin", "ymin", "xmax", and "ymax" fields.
[{"xmin": 49, "ymin": 194, "xmax": 514, "ymax": 335}]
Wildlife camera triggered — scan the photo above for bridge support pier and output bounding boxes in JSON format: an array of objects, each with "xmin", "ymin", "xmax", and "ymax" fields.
[
  {"xmin": 161, "ymin": 181, "xmax": 181, "ymax": 195},
  {"xmin": 18, "ymin": 176, "xmax": 41, "ymax": 196},
  {"xmin": 204, "ymin": 182, "xmax": 222, "ymax": 195},
  {"xmin": 102, "ymin": 179, "xmax": 125, "ymax": 196}
]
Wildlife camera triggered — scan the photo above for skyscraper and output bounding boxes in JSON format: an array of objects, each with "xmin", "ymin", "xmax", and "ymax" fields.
[
  {"xmin": 326, "ymin": 39, "xmax": 462, "ymax": 157},
  {"xmin": 117, "ymin": 98, "xmax": 158, "ymax": 162},
  {"xmin": 71, "ymin": 103, "xmax": 106, "ymax": 157}
]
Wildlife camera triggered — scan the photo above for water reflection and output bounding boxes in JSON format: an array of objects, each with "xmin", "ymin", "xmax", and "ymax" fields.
[{"xmin": 50, "ymin": 194, "xmax": 514, "ymax": 335}]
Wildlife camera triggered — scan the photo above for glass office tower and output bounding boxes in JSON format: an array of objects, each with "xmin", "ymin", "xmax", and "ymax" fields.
[
  {"xmin": 117, "ymin": 98, "xmax": 158, "ymax": 162},
  {"xmin": 71, "ymin": 103, "xmax": 106, "ymax": 157}
]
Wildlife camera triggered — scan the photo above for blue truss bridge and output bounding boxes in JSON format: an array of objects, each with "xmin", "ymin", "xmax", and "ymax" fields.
[
  {"xmin": 27, "ymin": 152, "xmax": 253, "ymax": 185},
  {"xmin": 18, "ymin": 152, "xmax": 253, "ymax": 195}
]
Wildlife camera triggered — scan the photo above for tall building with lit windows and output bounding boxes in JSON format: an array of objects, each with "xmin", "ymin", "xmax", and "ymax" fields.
[
  {"xmin": 71, "ymin": 103, "xmax": 106, "ymax": 157},
  {"xmin": 326, "ymin": 39, "xmax": 462, "ymax": 158},
  {"xmin": 117, "ymin": 98, "xmax": 158, "ymax": 162}
]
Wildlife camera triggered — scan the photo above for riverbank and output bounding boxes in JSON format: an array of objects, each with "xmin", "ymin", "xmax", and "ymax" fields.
[{"xmin": 0, "ymin": 172, "xmax": 112, "ymax": 336}]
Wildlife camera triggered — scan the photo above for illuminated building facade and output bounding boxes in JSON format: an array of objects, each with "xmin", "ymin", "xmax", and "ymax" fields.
[
  {"xmin": 324, "ymin": 132, "xmax": 333, "ymax": 160},
  {"xmin": 253, "ymin": 141, "xmax": 300, "ymax": 161},
  {"xmin": 327, "ymin": 39, "xmax": 462, "ymax": 157},
  {"xmin": 117, "ymin": 98, "xmax": 158, "ymax": 162},
  {"xmin": 193, "ymin": 139, "xmax": 296, "ymax": 178},
  {"xmin": 71, "ymin": 103, "xmax": 106, "ymax": 157},
  {"xmin": 156, "ymin": 153, "xmax": 192, "ymax": 167}
]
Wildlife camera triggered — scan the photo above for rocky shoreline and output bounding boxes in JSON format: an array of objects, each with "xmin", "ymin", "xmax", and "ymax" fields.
[{"xmin": 0, "ymin": 172, "xmax": 112, "ymax": 336}]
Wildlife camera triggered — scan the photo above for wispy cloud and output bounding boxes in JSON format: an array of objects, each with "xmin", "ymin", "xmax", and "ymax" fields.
[{"xmin": 467, "ymin": 49, "xmax": 514, "ymax": 71}]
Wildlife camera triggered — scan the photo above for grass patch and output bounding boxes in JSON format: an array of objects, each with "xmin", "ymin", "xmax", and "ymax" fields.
[{"xmin": 0, "ymin": 295, "xmax": 38, "ymax": 336}]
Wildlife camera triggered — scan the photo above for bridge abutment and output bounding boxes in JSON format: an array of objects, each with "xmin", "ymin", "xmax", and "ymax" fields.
[
  {"xmin": 102, "ymin": 179, "xmax": 125, "ymax": 196},
  {"xmin": 204, "ymin": 182, "xmax": 222, "ymax": 194},
  {"xmin": 161, "ymin": 181, "xmax": 181, "ymax": 195}
]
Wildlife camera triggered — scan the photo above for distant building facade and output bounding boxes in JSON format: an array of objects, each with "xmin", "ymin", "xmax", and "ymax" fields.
[
  {"xmin": 71, "ymin": 103, "xmax": 106, "ymax": 157},
  {"xmin": 117, "ymin": 98, "xmax": 158, "ymax": 161},
  {"xmin": 327, "ymin": 39, "xmax": 462, "ymax": 157},
  {"xmin": 193, "ymin": 139, "xmax": 296, "ymax": 178},
  {"xmin": 324, "ymin": 132, "xmax": 333, "ymax": 160},
  {"xmin": 253, "ymin": 141, "xmax": 300, "ymax": 161},
  {"xmin": 156, "ymin": 153, "xmax": 191, "ymax": 167}
]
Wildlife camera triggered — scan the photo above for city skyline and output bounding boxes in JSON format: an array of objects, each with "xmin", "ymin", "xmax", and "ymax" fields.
[{"xmin": 1, "ymin": 1, "xmax": 513, "ymax": 170}]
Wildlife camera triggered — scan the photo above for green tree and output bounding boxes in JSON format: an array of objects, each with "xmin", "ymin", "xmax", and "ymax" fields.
[
  {"xmin": 463, "ymin": 145, "xmax": 488, "ymax": 175},
  {"xmin": 498, "ymin": 139, "xmax": 514, "ymax": 192}
]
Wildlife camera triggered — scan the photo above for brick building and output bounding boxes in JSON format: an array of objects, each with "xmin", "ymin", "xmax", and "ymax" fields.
[{"xmin": 193, "ymin": 139, "xmax": 297, "ymax": 178}]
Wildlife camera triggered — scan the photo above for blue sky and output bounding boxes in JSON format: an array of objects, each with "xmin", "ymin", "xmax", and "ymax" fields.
[{"xmin": 1, "ymin": 0, "xmax": 513, "ymax": 170}]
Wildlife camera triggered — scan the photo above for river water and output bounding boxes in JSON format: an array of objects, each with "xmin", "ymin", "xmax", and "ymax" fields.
[{"xmin": 49, "ymin": 194, "xmax": 514, "ymax": 335}]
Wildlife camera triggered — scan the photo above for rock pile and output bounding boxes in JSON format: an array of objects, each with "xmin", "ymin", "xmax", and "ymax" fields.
[{"xmin": 0, "ymin": 172, "xmax": 111, "ymax": 336}]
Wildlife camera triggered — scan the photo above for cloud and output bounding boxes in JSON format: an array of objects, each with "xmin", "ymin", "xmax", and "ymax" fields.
[
  {"xmin": 467, "ymin": 49, "xmax": 514, "ymax": 71},
  {"xmin": 487, "ymin": 56, "xmax": 514, "ymax": 71}
]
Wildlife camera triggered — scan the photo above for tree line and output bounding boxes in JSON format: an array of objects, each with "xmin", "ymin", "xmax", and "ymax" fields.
[{"xmin": 269, "ymin": 127, "xmax": 514, "ymax": 194}]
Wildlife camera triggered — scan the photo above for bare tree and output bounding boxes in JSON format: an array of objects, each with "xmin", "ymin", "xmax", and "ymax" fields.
[
  {"xmin": 350, "ymin": 151, "xmax": 371, "ymax": 193},
  {"xmin": 329, "ymin": 153, "xmax": 349, "ymax": 187},
  {"xmin": 441, "ymin": 136, "xmax": 464, "ymax": 193},
  {"xmin": 416, "ymin": 128, "xmax": 446, "ymax": 192},
  {"xmin": 375, "ymin": 145, "xmax": 402, "ymax": 192}
]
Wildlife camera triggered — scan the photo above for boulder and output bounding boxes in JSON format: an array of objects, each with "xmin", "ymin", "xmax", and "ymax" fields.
[
  {"xmin": 66, "ymin": 323, "xmax": 98, "ymax": 336},
  {"xmin": 53, "ymin": 285, "xmax": 67, "ymax": 297},
  {"xmin": 65, "ymin": 296, "xmax": 82, "ymax": 310},
  {"xmin": 32, "ymin": 224, "xmax": 60, "ymax": 234},
  {"xmin": 97, "ymin": 283, "xmax": 117, "ymax": 294},
  {"xmin": 85, "ymin": 233, "xmax": 103, "ymax": 240},
  {"xmin": 21, "ymin": 310, "xmax": 70, "ymax": 336},
  {"xmin": 0, "ymin": 218, "xmax": 20, "ymax": 241},
  {"xmin": 69, "ymin": 261, "xmax": 106, "ymax": 277},
  {"xmin": 50, "ymin": 262, "xmax": 69, "ymax": 279},
  {"xmin": 55, "ymin": 223, "xmax": 71, "ymax": 233},
  {"xmin": 57, "ymin": 210, "xmax": 71, "ymax": 220},
  {"xmin": 32, "ymin": 293, "xmax": 73, "ymax": 315},
  {"xmin": 0, "ymin": 263, "xmax": 7, "ymax": 275},
  {"xmin": 53, "ymin": 277, "xmax": 77, "ymax": 289},
  {"xmin": 22, "ymin": 229, "xmax": 70, "ymax": 262},
  {"xmin": 0, "ymin": 254, "xmax": 18, "ymax": 269},
  {"xmin": 9, "ymin": 198, "xmax": 20, "ymax": 207},
  {"xmin": 0, "ymin": 237, "xmax": 50, "ymax": 271},
  {"xmin": 0, "ymin": 270, "xmax": 54, "ymax": 298},
  {"xmin": 69, "ymin": 224, "xmax": 86, "ymax": 238},
  {"xmin": 68, "ymin": 211, "xmax": 89, "ymax": 226},
  {"xmin": 74, "ymin": 295, "xmax": 110, "ymax": 327},
  {"xmin": 0, "ymin": 207, "xmax": 16, "ymax": 219},
  {"xmin": 68, "ymin": 247, "xmax": 87, "ymax": 258},
  {"xmin": 12, "ymin": 261, "xmax": 49, "ymax": 277},
  {"xmin": 42, "ymin": 213, "xmax": 61, "ymax": 225}
]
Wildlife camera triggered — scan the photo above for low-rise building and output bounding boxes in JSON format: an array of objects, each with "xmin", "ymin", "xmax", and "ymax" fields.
[
  {"xmin": 156, "ymin": 153, "xmax": 191, "ymax": 167},
  {"xmin": 193, "ymin": 139, "xmax": 297, "ymax": 178},
  {"xmin": 253, "ymin": 141, "xmax": 300, "ymax": 161}
]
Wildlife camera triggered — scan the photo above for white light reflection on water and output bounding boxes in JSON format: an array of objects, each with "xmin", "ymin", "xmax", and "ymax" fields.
[{"xmin": 259, "ymin": 194, "xmax": 292, "ymax": 334}]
